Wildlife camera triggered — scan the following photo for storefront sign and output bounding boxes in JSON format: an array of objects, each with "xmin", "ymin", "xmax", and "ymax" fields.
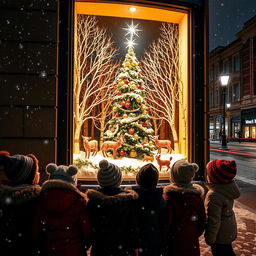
[{"xmin": 245, "ymin": 119, "xmax": 256, "ymax": 124}]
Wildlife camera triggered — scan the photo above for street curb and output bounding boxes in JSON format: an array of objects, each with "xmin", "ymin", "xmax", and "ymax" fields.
[{"xmin": 235, "ymin": 200, "xmax": 256, "ymax": 215}]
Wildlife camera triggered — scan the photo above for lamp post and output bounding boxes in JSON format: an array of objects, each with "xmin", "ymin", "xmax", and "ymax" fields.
[{"xmin": 220, "ymin": 74, "xmax": 230, "ymax": 149}]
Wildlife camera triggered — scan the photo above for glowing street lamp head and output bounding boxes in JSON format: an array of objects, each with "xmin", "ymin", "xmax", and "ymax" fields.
[{"xmin": 220, "ymin": 74, "xmax": 230, "ymax": 86}]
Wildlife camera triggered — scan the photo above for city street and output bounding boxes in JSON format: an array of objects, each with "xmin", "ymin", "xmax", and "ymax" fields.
[{"xmin": 210, "ymin": 141, "xmax": 256, "ymax": 212}]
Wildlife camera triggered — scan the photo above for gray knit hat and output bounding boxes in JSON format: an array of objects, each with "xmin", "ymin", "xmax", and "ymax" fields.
[
  {"xmin": 0, "ymin": 151, "xmax": 38, "ymax": 184},
  {"xmin": 46, "ymin": 163, "xmax": 78, "ymax": 184},
  {"xmin": 97, "ymin": 159, "xmax": 122, "ymax": 188},
  {"xmin": 171, "ymin": 159, "xmax": 199, "ymax": 184}
]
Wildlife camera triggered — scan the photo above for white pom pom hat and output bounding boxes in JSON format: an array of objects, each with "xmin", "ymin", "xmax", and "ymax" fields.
[
  {"xmin": 46, "ymin": 163, "xmax": 78, "ymax": 184},
  {"xmin": 97, "ymin": 159, "xmax": 122, "ymax": 188}
]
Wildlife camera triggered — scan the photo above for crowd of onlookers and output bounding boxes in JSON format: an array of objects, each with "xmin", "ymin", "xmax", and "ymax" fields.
[{"xmin": 0, "ymin": 151, "xmax": 240, "ymax": 256}]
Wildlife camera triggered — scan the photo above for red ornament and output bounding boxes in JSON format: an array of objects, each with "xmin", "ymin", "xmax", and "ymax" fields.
[
  {"xmin": 138, "ymin": 73, "xmax": 141, "ymax": 77},
  {"xmin": 121, "ymin": 101, "xmax": 126, "ymax": 106},
  {"xmin": 140, "ymin": 86, "xmax": 144, "ymax": 90},
  {"xmin": 119, "ymin": 150, "xmax": 125, "ymax": 156},
  {"xmin": 128, "ymin": 128, "xmax": 135, "ymax": 135},
  {"xmin": 115, "ymin": 113, "xmax": 119, "ymax": 117},
  {"xmin": 124, "ymin": 80, "xmax": 129, "ymax": 85},
  {"xmin": 116, "ymin": 91, "xmax": 121, "ymax": 96},
  {"xmin": 114, "ymin": 83, "xmax": 117, "ymax": 87},
  {"xmin": 142, "ymin": 122, "xmax": 147, "ymax": 127},
  {"xmin": 125, "ymin": 103, "xmax": 130, "ymax": 108}
]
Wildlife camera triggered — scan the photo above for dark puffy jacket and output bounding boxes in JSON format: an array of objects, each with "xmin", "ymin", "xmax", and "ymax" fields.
[
  {"xmin": 163, "ymin": 184, "xmax": 206, "ymax": 256},
  {"xmin": 133, "ymin": 186, "xmax": 167, "ymax": 256},
  {"xmin": 0, "ymin": 183, "xmax": 41, "ymax": 256},
  {"xmin": 86, "ymin": 187, "xmax": 139, "ymax": 256},
  {"xmin": 33, "ymin": 180, "xmax": 91, "ymax": 256}
]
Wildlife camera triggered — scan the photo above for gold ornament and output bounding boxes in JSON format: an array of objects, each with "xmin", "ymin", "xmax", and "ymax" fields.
[
  {"xmin": 130, "ymin": 150, "xmax": 137, "ymax": 158},
  {"xmin": 149, "ymin": 141, "xmax": 154, "ymax": 146},
  {"xmin": 113, "ymin": 107, "xmax": 118, "ymax": 112},
  {"xmin": 120, "ymin": 81, "xmax": 125, "ymax": 86},
  {"xmin": 134, "ymin": 134, "xmax": 139, "ymax": 140},
  {"xmin": 136, "ymin": 97, "xmax": 142, "ymax": 103},
  {"xmin": 125, "ymin": 62, "xmax": 130, "ymax": 67},
  {"xmin": 130, "ymin": 84, "xmax": 137, "ymax": 90},
  {"xmin": 123, "ymin": 113, "xmax": 128, "ymax": 118}
]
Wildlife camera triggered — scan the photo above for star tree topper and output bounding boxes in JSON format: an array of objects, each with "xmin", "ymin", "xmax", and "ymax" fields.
[{"xmin": 123, "ymin": 21, "xmax": 141, "ymax": 48}]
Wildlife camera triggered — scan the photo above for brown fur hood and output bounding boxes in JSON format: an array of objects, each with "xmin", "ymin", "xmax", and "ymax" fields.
[
  {"xmin": 86, "ymin": 188, "xmax": 138, "ymax": 206},
  {"xmin": 0, "ymin": 184, "xmax": 41, "ymax": 206},
  {"xmin": 41, "ymin": 179, "xmax": 86, "ymax": 198},
  {"xmin": 164, "ymin": 183, "xmax": 205, "ymax": 197}
]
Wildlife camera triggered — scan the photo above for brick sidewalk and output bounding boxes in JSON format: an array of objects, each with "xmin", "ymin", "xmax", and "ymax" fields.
[{"xmin": 200, "ymin": 201, "xmax": 256, "ymax": 256}]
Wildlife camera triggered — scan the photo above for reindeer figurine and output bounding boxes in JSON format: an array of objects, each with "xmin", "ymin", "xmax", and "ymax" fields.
[
  {"xmin": 143, "ymin": 154, "xmax": 154, "ymax": 162},
  {"xmin": 82, "ymin": 136, "xmax": 98, "ymax": 159},
  {"xmin": 156, "ymin": 154, "xmax": 173, "ymax": 172},
  {"xmin": 153, "ymin": 136, "xmax": 173, "ymax": 154},
  {"xmin": 101, "ymin": 136, "xmax": 124, "ymax": 159}
]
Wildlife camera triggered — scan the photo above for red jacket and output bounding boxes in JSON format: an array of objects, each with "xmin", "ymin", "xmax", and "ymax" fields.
[
  {"xmin": 33, "ymin": 180, "xmax": 91, "ymax": 256},
  {"xmin": 163, "ymin": 184, "xmax": 206, "ymax": 256}
]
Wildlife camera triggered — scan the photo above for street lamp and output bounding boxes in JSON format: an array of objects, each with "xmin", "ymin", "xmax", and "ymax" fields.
[{"xmin": 220, "ymin": 74, "xmax": 230, "ymax": 149}]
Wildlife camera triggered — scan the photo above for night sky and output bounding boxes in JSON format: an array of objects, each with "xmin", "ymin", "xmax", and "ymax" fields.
[{"xmin": 209, "ymin": 0, "xmax": 256, "ymax": 51}]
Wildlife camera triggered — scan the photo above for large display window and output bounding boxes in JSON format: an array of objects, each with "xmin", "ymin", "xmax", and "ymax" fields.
[{"xmin": 72, "ymin": 1, "xmax": 190, "ymax": 181}]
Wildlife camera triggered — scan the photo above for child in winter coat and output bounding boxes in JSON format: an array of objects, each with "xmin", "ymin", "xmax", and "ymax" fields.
[
  {"xmin": 86, "ymin": 159, "xmax": 139, "ymax": 256},
  {"xmin": 133, "ymin": 163, "xmax": 166, "ymax": 256},
  {"xmin": 0, "ymin": 151, "xmax": 41, "ymax": 256},
  {"xmin": 33, "ymin": 163, "xmax": 91, "ymax": 256},
  {"xmin": 163, "ymin": 159, "xmax": 206, "ymax": 256},
  {"xmin": 205, "ymin": 159, "xmax": 240, "ymax": 256}
]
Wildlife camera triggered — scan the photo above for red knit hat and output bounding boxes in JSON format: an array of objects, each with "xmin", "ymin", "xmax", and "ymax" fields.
[{"xmin": 207, "ymin": 159, "xmax": 237, "ymax": 184}]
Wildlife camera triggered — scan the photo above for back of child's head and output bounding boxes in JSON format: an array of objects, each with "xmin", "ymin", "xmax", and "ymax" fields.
[
  {"xmin": 0, "ymin": 151, "xmax": 39, "ymax": 185},
  {"xmin": 207, "ymin": 159, "xmax": 237, "ymax": 184},
  {"xmin": 46, "ymin": 163, "xmax": 78, "ymax": 185},
  {"xmin": 97, "ymin": 159, "xmax": 122, "ymax": 188},
  {"xmin": 171, "ymin": 159, "xmax": 199, "ymax": 184},
  {"xmin": 136, "ymin": 163, "xmax": 159, "ymax": 188}
]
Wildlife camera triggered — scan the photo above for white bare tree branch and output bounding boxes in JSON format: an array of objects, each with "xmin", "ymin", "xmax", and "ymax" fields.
[
  {"xmin": 142, "ymin": 22, "xmax": 182, "ymax": 151},
  {"xmin": 73, "ymin": 15, "xmax": 119, "ymax": 153}
]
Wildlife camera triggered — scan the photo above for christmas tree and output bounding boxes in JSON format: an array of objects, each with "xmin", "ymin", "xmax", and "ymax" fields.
[{"xmin": 103, "ymin": 46, "xmax": 156, "ymax": 159}]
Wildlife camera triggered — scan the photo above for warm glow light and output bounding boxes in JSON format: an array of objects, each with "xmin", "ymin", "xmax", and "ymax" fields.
[
  {"xmin": 220, "ymin": 75, "xmax": 230, "ymax": 86},
  {"xmin": 123, "ymin": 22, "xmax": 141, "ymax": 38},
  {"xmin": 123, "ymin": 21, "xmax": 140, "ymax": 48},
  {"xmin": 125, "ymin": 39, "xmax": 136, "ymax": 48},
  {"xmin": 129, "ymin": 7, "xmax": 136, "ymax": 12},
  {"xmin": 226, "ymin": 103, "xmax": 231, "ymax": 108}
]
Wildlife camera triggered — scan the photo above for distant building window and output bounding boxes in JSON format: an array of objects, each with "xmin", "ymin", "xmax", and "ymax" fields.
[
  {"xmin": 214, "ymin": 64, "xmax": 219, "ymax": 79},
  {"xmin": 216, "ymin": 89, "xmax": 219, "ymax": 105},
  {"xmin": 223, "ymin": 61, "xmax": 229, "ymax": 73},
  {"xmin": 209, "ymin": 90, "xmax": 213, "ymax": 108},
  {"xmin": 210, "ymin": 66, "xmax": 214, "ymax": 81},
  {"xmin": 254, "ymin": 72, "xmax": 256, "ymax": 95},
  {"xmin": 233, "ymin": 83, "xmax": 240, "ymax": 102},
  {"xmin": 254, "ymin": 37, "xmax": 256, "ymax": 56},
  {"xmin": 233, "ymin": 56, "xmax": 240, "ymax": 72},
  {"xmin": 225, "ymin": 87, "xmax": 229, "ymax": 104}
]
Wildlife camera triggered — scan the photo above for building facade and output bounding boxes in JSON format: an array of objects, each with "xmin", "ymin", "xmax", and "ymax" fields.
[{"xmin": 209, "ymin": 16, "xmax": 256, "ymax": 142}]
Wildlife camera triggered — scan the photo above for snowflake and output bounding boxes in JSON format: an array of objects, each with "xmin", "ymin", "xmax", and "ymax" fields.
[
  {"xmin": 191, "ymin": 215, "xmax": 198, "ymax": 221},
  {"xmin": 39, "ymin": 71, "xmax": 47, "ymax": 78},
  {"xmin": 5, "ymin": 197, "xmax": 12, "ymax": 204},
  {"xmin": 220, "ymin": 3, "xmax": 224, "ymax": 6}
]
